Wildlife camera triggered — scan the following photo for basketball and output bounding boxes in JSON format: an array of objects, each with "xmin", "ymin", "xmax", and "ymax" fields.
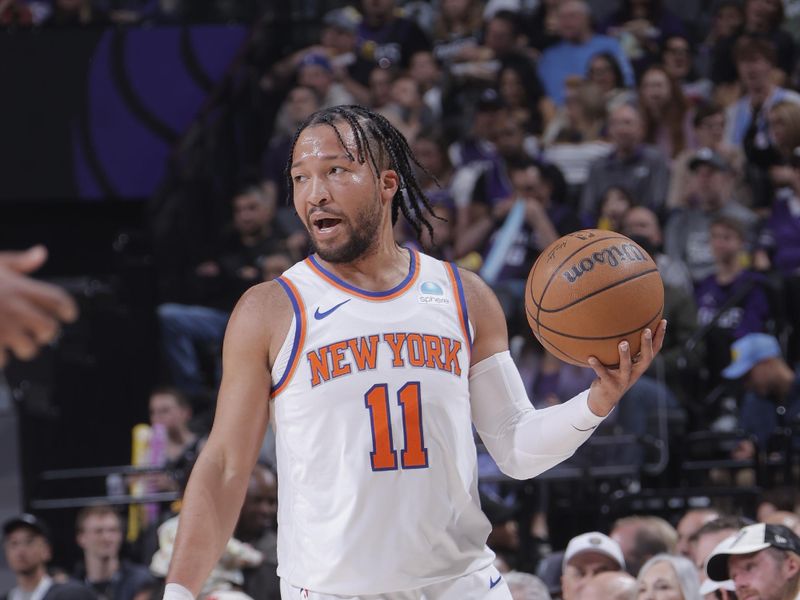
[{"xmin": 525, "ymin": 229, "xmax": 664, "ymax": 367}]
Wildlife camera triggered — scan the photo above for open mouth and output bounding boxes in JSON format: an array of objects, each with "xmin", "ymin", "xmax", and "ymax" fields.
[{"xmin": 312, "ymin": 216, "xmax": 343, "ymax": 233}]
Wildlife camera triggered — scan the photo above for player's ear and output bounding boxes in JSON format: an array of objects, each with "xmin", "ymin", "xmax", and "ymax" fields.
[{"xmin": 379, "ymin": 169, "xmax": 400, "ymax": 203}]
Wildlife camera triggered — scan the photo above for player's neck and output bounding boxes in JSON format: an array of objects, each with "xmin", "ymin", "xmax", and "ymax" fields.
[{"xmin": 316, "ymin": 237, "xmax": 410, "ymax": 292}]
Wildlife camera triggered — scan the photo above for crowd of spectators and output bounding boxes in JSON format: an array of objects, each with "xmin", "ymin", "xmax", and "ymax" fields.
[
  {"xmin": 5, "ymin": 0, "xmax": 800, "ymax": 598},
  {"xmin": 5, "ymin": 496, "xmax": 800, "ymax": 599}
]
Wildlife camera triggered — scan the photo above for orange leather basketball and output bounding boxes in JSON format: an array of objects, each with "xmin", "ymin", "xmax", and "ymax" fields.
[{"xmin": 525, "ymin": 230, "xmax": 664, "ymax": 367}]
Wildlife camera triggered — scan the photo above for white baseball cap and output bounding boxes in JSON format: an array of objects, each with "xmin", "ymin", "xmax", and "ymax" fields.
[
  {"xmin": 706, "ymin": 523, "xmax": 800, "ymax": 581},
  {"xmin": 563, "ymin": 532, "xmax": 626, "ymax": 570},
  {"xmin": 699, "ymin": 578, "xmax": 736, "ymax": 595}
]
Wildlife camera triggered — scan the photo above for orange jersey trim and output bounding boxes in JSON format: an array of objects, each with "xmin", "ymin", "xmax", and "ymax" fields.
[{"xmin": 304, "ymin": 249, "xmax": 420, "ymax": 301}]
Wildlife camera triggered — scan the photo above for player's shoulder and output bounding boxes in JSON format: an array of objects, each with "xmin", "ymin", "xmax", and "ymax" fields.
[
  {"xmin": 453, "ymin": 266, "xmax": 496, "ymax": 308},
  {"xmin": 451, "ymin": 266, "xmax": 506, "ymax": 327},
  {"xmin": 451, "ymin": 266, "xmax": 509, "ymax": 359},
  {"xmin": 232, "ymin": 280, "xmax": 293, "ymax": 325}
]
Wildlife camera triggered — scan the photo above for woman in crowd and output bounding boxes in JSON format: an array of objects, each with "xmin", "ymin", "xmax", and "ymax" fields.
[
  {"xmin": 497, "ymin": 54, "xmax": 551, "ymax": 135},
  {"xmin": 639, "ymin": 65, "xmax": 694, "ymax": 159},
  {"xmin": 597, "ymin": 185, "xmax": 634, "ymax": 231},
  {"xmin": 637, "ymin": 554, "xmax": 702, "ymax": 600},
  {"xmin": 587, "ymin": 52, "xmax": 635, "ymax": 111}
]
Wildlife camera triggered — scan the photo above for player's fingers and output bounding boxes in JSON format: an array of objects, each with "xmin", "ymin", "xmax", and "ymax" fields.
[
  {"xmin": 4, "ymin": 329, "xmax": 39, "ymax": 361},
  {"xmin": 0, "ymin": 245, "xmax": 47, "ymax": 274},
  {"xmin": 19, "ymin": 279, "xmax": 78, "ymax": 323},
  {"xmin": 0, "ymin": 296, "xmax": 62, "ymax": 347},
  {"xmin": 617, "ymin": 340, "xmax": 632, "ymax": 382},
  {"xmin": 640, "ymin": 328, "xmax": 654, "ymax": 363},
  {"xmin": 652, "ymin": 319, "xmax": 667, "ymax": 354},
  {"xmin": 587, "ymin": 356, "xmax": 609, "ymax": 380}
]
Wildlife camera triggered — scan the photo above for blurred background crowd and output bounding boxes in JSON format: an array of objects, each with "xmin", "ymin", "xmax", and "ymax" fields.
[{"xmin": 2, "ymin": 0, "xmax": 800, "ymax": 598}]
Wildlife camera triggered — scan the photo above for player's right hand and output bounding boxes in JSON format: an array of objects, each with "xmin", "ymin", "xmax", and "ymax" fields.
[{"xmin": 0, "ymin": 246, "xmax": 78, "ymax": 367}]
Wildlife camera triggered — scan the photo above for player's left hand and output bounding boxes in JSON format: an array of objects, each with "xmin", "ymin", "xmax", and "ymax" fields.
[{"xmin": 585, "ymin": 319, "xmax": 667, "ymax": 417}]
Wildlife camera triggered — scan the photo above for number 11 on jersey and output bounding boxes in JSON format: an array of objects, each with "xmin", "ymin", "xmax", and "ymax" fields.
[{"xmin": 364, "ymin": 382, "xmax": 429, "ymax": 471}]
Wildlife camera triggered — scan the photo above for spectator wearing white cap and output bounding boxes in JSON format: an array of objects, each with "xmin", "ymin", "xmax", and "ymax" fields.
[
  {"xmin": 560, "ymin": 532, "xmax": 626, "ymax": 600},
  {"xmin": 706, "ymin": 523, "xmax": 800, "ymax": 600},
  {"xmin": 721, "ymin": 333, "xmax": 800, "ymax": 462},
  {"xmin": 689, "ymin": 516, "xmax": 752, "ymax": 600}
]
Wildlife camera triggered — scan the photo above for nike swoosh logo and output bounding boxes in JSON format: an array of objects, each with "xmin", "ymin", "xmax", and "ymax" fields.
[
  {"xmin": 489, "ymin": 575, "xmax": 502, "ymax": 589},
  {"xmin": 314, "ymin": 299, "xmax": 351, "ymax": 320}
]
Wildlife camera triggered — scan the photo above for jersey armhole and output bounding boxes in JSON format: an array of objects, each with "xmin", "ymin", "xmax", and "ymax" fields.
[
  {"xmin": 271, "ymin": 276, "xmax": 306, "ymax": 398},
  {"xmin": 444, "ymin": 262, "xmax": 473, "ymax": 357}
]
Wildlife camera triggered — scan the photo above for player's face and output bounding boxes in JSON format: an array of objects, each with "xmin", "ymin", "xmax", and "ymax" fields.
[
  {"xmin": 729, "ymin": 550, "xmax": 795, "ymax": 600},
  {"xmin": 291, "ymin": 123, "xmax": 396, "ymax": 263}
]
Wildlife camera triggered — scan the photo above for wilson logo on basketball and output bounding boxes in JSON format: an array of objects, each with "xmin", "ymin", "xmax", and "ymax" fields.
[{"xmin": 562, "ymin": 243, "xmax": 648, "ymax": 284}]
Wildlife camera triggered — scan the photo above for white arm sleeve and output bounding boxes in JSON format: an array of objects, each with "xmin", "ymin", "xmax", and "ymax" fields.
[
  {"xmin": 469, "ymin": 351, "xmax": 607, "ymax": 480},
  {"xmin": 163, "ymin": 583, "xmax": 194, "ymax": 600}
]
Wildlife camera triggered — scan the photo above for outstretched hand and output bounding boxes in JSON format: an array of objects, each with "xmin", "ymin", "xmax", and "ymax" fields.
[
  {"xmin": 0, "ymin": 246, "xmax": 78, "ymax": 367},
  {"xmin": 586, "ymin": 319, "xmax": 667, "ymax": 417}
]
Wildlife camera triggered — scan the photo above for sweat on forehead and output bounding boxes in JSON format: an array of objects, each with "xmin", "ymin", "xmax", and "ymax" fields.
[{"xmin": 296, "ymin": 113, "xmax": 390, "ymax": 174}]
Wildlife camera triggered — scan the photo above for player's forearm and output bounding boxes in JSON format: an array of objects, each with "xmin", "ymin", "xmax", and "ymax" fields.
[
  {"xmin": 166, "ymin": 446, "xmax": 252, "ymax": 595},
  {"xmin": 470, "ymin": 351, "xmax": 605, "ymax": 479}
]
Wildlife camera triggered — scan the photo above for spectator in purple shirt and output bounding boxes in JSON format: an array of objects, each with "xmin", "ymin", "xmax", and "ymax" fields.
[
  {"xmin": 695, "ymin": 215, "xmax": 771, "ymax": 386},
  {"xmin": 755, "ymin": 144, "xmax": 800, "ymax": 277},
  {"xmin": 755, "ymin": 147, "xmax": 800, "ymax": 362},
  {"xmin": 357, "ymin": 0, "xmax": 431, "ymax": 69}
]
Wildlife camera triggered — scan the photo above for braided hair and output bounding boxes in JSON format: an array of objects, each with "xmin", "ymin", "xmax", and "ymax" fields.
[{"xmin": 284, "ymin": 105, "xmax": 439, "ymax": 240}]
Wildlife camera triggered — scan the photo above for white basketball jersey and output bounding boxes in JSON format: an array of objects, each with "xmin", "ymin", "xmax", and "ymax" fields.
[{"xmin": 270, "ymin": 249, "xmax": 495, "ymax": 595}]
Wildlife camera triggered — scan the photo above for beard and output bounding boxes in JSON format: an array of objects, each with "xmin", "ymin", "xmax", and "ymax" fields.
[{"xmin": 310, "ymin": 197, "xmax": 383, "ymax": 264}]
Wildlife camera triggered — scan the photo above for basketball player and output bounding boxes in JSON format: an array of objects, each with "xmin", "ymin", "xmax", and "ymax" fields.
[{"xmin": 163, "ymin": 106, "xmax": 667, "ymax": 600}]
